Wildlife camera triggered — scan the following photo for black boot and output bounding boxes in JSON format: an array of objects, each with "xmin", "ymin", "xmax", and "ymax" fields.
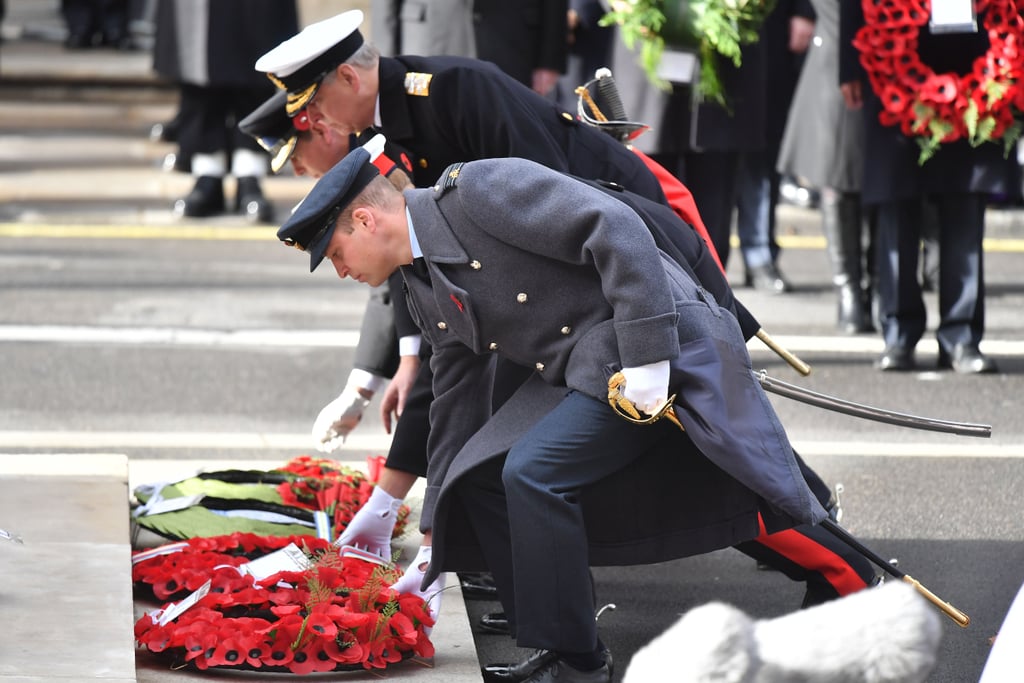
[
  {"xmin": 173, "ymin": 176, "xmax": 224, "ymax": 218},
  {"xmin": 236, "ymin": 177, "xmax": 274, "ymax": 223},
  {"xmin": 821, "ymin": 188, "xmax": 872, "ymax": 333}
]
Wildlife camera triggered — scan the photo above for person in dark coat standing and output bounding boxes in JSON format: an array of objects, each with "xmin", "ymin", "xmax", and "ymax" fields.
[
  {"xmin": 152, "ymin": 0, "xmax": 297, "ymax": 222},
  {"xmin": 609, "ymin": 16, "xmax": 766, "ymax": 270},
  {"xmin": 778, "ymin": 0, "xmax": 876, "ymax": 334},
  {"xmin": 277, "ymin": 149, "xmax": 829, "ymax": 683},
  {"xmin": 733, "ymin": 0, "xmax": 814, "ymax": 294},
  {"xmin": 839, "ymin": 0, "xmax": 1011, "ymax": 373},
  {"xmin": 472, "ymin": 0, "xmax": 568, "ymax": 97}
]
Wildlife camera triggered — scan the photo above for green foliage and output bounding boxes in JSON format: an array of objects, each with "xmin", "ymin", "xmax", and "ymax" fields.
[{"xmin": 601, "ymin": 0, "xmax": 775, "ymax": 106}]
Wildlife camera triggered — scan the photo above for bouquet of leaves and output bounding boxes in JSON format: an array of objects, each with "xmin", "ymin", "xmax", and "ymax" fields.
[{"xmin": 602, "ymin": 0, "xmax": 776, "ymax": 106}]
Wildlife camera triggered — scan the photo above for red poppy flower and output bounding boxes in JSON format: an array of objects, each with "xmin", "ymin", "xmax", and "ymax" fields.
[
  {"xmin": 288, "ymin": 638, "xmax": 339, "ymax": 674},
  {"xmin": 304, "ymin": 611, "xmax": 339, "ymax": 640},
  {"xmin": 919, "ymin": 74, "xmax": 959, "ymax": 104},
  {"xmin": 325, "ymin": 635, "xmax": 365, "ymax": 664}
]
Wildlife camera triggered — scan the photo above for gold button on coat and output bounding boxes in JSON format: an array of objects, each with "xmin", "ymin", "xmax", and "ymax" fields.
[
  {"xmin": 560, "ymin": 326, "xmax": 572, "ymax": 335},
  {"xmin": 488, "ymin": 342, "xmax": 498, "ymax": 351},
  {"xmin": 437, "ymin": 321, "xmax": 447, "ymax": 330},
  {"xmin": 470, "ymin": 260, "xmax": 482, "ymax": 270},
  {"xmin": 535, "ymin": 362, "xmax": 545, "ymax": 371},
  {"xmin": 516, "ymin": 293, "xmax": 528, "ymax": 303}
]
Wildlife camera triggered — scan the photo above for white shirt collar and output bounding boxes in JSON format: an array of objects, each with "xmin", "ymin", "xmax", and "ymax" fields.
[{"xmin": 406, "ymin": 206, "xmax": 423, "ymax": 259}]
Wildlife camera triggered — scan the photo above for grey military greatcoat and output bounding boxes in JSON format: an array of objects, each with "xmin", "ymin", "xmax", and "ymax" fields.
[{"xmin": 396, "ymin": 158, "xmax": 827, "ymax": 584}]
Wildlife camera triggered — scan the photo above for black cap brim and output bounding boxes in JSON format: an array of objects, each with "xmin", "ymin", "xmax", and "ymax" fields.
[{"xmin": 277, "ymin": 147, "xmax": 380, "ymax": 272}]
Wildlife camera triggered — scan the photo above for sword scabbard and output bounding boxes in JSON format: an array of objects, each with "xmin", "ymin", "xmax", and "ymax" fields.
[{"xmin": 902, "ymin": 575, "xmax": 971, "ymax": 628}]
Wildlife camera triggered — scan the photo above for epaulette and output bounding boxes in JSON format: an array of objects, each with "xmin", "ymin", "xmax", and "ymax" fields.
[
  {"xmin": 433, "ymin": 162, "xmax": 465, "ymax": 196},
  {"xmin": 404, "ymin": 72, "xmax": 433, "ymax": 96}
]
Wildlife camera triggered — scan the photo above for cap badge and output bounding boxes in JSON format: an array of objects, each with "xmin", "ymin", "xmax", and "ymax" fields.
[{"xmin": 404, "ymin": 72, "xmax": 433, "ymax": 96}]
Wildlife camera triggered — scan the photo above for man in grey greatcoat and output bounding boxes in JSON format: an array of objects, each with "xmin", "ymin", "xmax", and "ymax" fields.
[{"xmin": 277, "ymin": 148, "xmax": 827, "ymax": 683}]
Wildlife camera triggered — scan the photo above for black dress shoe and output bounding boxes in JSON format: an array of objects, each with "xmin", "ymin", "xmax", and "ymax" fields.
[
  {"xmin": 482, "ymin": 649, "xmax": 558, "ymax": 682},
  {"xmin": 459, "ymin": 572, "xmax": 499, "ymax": 599},
  {"xmin": 938, "ymin": 344, "xmax": 998, "ymax": 374},
  {"xmin": 874, "ymin": 345, "xmax": 915, "ymax": 371},
  {"xmin": 173, "ymin": 176, "xmax": 225, "ymax": 218},
  {"xmin": 235, "ymin": 176, "xmax": 275, "ymax": 223},
  {"xmin": 64, "ymin": 30, "xmax": 95, "ymax": 49},
  {"xmin": 837, "ymin": 283, "xmax": 873, "ymax": 334},
  {"xmin": 150, "ymin": 119, "xmax": 180, "ymax": 144},
  {"xmin": 745, "ymin": 264, "xmax": 791, "ymax": 294},
  {"xmin": 483, "ymin": 650, "xmax": 613, "ymax": 683},
  {"xmin": 519, "ymin": 658, "xmax": 611, "ymax": 683},
  {"xmin": 479, "ymin": 611, "xmax": 510, "ymax": 635}
]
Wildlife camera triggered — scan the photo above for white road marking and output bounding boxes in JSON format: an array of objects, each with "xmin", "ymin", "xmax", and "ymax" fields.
[
  {"xmin": 0, "ymin": 324, "xmax": 358, "ymax": 348},
  {"xmin": 0, "ymin": 431, "xmax": 1020, "ymax": 458},
  {"xmin": 3, "ymin": 325, "xmax": 1024, "ymax": 356}
]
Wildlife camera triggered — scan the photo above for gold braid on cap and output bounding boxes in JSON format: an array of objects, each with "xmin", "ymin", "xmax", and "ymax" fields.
[
  {"xmin": 286, "ymin": 84, "xmax": 318, "ymax": 116},
  {"xmin": 266, "ymin": 72, "xmax": 288, "ymax": 91}
]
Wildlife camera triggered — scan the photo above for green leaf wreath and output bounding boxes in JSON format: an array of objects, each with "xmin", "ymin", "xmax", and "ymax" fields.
[{"xmin": 602, "ymin": 0, "xmax": 776, "ymax": 106}]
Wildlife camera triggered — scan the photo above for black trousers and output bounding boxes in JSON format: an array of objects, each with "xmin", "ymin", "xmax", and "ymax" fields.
[
  {"xmin": 176, "ymin": 83, "xmax": 271, "ymax": 160},
  {"xmin": 874, "ymin": 194, "xmax": 986, "ymax": 353},
  {"xmin": 454, "ymin": 429, "xmax": 876, "ymax": 652}
]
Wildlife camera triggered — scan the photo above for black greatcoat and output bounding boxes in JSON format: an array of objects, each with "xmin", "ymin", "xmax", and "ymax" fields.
[
  {"xmin": 375, "ymin": 55, "xmax": 667, "ymax": 202},
  {"xmin": 152, "ymin": 0, "xmax": 297, "ymax": 88}
]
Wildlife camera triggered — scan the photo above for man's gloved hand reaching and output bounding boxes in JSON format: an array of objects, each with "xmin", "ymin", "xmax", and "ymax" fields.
[
  {"xmin": 312, "ymin": 382, "xmax": 372, "ymax": 452},
  {"xmin": 620, "ymin": 360, "xmax": 671, "ymax": 415},
  {"xmin": 390, "ymin": 544, "xmax": 444, "ymax": 630},
  {"xmin": 334, "ymin": 486, "xmax": 403, "ymax": 561}
]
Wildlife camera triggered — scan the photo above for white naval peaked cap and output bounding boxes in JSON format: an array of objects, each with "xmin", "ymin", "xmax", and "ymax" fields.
[{"xmin": 255, "ymin": 10, "xmax": 365, "ymax": 116}]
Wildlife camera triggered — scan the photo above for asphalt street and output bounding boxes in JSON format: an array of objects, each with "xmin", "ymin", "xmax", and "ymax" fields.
[{"xmin": 3, "ymin": 5, "xmax": 1024, "ymax": 681}]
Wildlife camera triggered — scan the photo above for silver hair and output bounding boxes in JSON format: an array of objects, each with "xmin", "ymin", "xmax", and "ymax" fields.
[{"xmin": 346, "ymin": 42, "xmax": 380, "ymax": 70}]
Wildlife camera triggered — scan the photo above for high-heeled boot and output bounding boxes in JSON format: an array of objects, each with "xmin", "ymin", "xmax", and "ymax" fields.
[{"xmin": 821, "ymin": 188, "xmax": 872, "ymax": 334}]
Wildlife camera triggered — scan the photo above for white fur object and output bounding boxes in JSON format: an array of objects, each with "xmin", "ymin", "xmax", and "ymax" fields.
[{"xmin": 623, "ymin": 581, "xmax": 942, "ymax": 683}]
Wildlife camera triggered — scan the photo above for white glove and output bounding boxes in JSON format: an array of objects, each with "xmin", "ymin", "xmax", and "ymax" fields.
[
  {"xmin": 333, "ymin": 486, "xmax": 402, "ymax": 560},
  {"xmin": 312, "ymin": 385, "xmax": 371, "ymax": 452},
  {"xmin": 620, "ymin": 360, "xmax": 671, "ymax": 415},
  {"xmin": 390, "ymin": 544, "xmax": 444, "ymax": 630}
]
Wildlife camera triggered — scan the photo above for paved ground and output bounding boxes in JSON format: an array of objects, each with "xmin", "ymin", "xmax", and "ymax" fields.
[{"xmin": 4, "ymin": 2, "xmax": 1024, "ymax": 682}]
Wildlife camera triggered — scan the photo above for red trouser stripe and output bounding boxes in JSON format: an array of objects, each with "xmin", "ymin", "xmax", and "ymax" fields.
[{"xmin": 756, "ymin": 515, "xmax": 870, "ymax": 597}]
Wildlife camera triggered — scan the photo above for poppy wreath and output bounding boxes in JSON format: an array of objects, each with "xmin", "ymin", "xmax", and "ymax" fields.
[
  {"xmin": 131, "ymin": 455, "xmax": 411, "ymax": 542},
  {"xmin": 275, "ymin": 455, "xmax": 411, "ymax": 541},
  {"xmin": 133, "ymin": 533, "xmax": 435, "ymax": 674},
  {"xmin": 854, "ymin": 0, "xmax": 1024, "ymax": 162}
]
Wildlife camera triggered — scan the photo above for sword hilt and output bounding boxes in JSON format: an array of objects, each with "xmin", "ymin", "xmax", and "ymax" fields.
[{"xmin": 607, "ymin": 372, "xmax": 684, "ymax": 431}]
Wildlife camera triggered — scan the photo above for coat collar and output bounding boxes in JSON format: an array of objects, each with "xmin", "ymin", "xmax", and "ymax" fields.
[{"xmin": 406, "ymin": 189, "xmax": 469, "ymax": 265}]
